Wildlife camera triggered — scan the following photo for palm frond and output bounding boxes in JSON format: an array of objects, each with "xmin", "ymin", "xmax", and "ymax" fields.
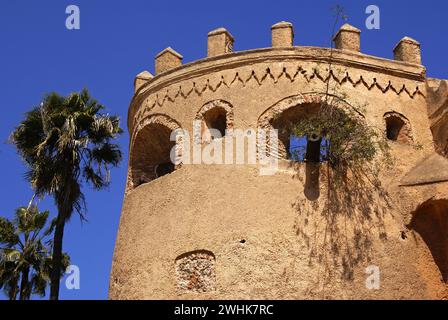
[
  {"xmin": 0, "ymin": 206, "xmax": 68, "ymax": 300},
  {"xmin": 0, "ymin": 218, "xmax": 19, "ymax": 246},
  {"xmin": 10, "ymin": 88, "xmax": 122, "ymax": 299}
]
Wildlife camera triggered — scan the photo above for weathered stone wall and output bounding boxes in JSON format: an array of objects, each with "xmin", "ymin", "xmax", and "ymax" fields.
[
  {"xmin": 110, "ymin": 24, "xmax": 448, "ymax": 299},
  {"xmin": 110, "ymin": 164, "xmax": 448, "ymax": 299},
  {"xmin": 427, "ymin": 79, "xmax": 448, "ymax": 156}
]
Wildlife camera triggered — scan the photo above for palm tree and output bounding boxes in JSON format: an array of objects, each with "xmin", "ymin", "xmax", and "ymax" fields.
[
  {"xmin": 11, "ymin": 89, "xmax": 123, "ymax": 300},
  {"xmin": 0, "ymin": 205, "xmax": 68, "ymax": 300}
]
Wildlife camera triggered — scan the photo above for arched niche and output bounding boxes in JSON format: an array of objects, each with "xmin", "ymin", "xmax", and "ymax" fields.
[
  {"xmin": 384, "ymin": 111, "xmax": 413, "ymax": 144},
  {"xmin": 175, "ymin": 250, "xmax": 216, "ymax": 293},
  {"xmin": 195, "ymin": 100, "xmax": 234, "ymax": 143},
  {"xmin": 130, "ymin": 114, "xmax": 182, "ymax": 188},
  {"xmin": 257, "ymin": 93, "xmax": 363, "ymax": 161},
  {"xmin": 408, "ymin": 199, "xmax": 448, "ymax": 283}
]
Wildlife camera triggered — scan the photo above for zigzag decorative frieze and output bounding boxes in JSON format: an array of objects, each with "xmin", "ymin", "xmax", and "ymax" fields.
[{"xmin": 133, "ymin": 65, "xmax": 425, "ymax": 129}]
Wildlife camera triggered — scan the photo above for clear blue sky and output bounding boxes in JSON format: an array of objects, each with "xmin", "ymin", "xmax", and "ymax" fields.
[{"xmin": 0, "ymin": 0, "xmax": 446, "ymax": 300}]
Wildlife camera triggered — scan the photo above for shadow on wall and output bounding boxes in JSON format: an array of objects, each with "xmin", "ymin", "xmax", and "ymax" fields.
[
  {"xmin": 408, "ymin": 199, "xmax": 448, "ymax": 283},
  {"xmin": 265, "ymin": 98, "xmax": 392, "ymax": 292},
  {"xmin": 291, "ymin": 162, "xmax": 392, "ymax": 291},
  {"xmin": 304, "ymin": 162, "xmax": 320, "ymax": 201}
]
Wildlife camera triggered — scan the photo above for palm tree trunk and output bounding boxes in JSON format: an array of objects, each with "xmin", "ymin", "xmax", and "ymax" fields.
[
  {"xmin": 19, "ymin": 267, "xmax": 30, "ymax": 300},
  {"xmin": 49, "ymin": 214, "xmax": 65, "ymax": 300},
  {"xmin": 9, "ymin": 287, "xmax": 18, "ymax": 300}
]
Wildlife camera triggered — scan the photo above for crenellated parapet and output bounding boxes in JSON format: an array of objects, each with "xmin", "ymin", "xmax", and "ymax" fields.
[
  {"xmin": 134, "ymin": 22, "xmax": 423, "ymax": 88},
  {"xmin": 154, "ymin": 47, "xmax": 183, "ymax": 75},
  {"xmin": 131, "ymin": 22, "xmax": 426, "ymax": 134},
  {"xmin": 129, "ymin": 50, "xmax": 426, "ymax": 137},
  {"xmin": 207, "ymin": 28, "xmax": 234, "ymax": 57},
  {"xmin": 112, "ymin": 20, "xmax": 448, "ymax": 301},
  {"xmin": 271, "ymin": 21, "xmax": 294, "ymax": 47},
  {"xmin": 394, "ymin": 37, "xmax": 422, "ymax": 65},
  {"xmin": 125, "ymin": 21, "xmax": 436, "ymax": 192},
  {"xmin": 333, "ymin": 23, "xmax": 361, "ymax": 52}
]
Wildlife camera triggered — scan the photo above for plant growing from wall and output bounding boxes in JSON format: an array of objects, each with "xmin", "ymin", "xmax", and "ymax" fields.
[
  {"xmin": 289, "ymin": 6, "xmax": 394, "ymax": 289},
  {"xmin": 290, "ymin": 94, "xmax": 392, "ymax": 174},
  {"xmin": 290, "ymin": 5, "xmax": 391, "ymax": 172}
]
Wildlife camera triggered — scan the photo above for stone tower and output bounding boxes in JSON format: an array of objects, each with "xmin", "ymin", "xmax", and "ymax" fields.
[{"xmin": 110, "ymin": 22, "xmax": 448, "ymax": 299}]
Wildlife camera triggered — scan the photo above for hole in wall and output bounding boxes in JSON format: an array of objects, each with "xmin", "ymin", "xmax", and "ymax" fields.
[
  {"xmin": 203, "ymin": 107, "xmax": 227, "ymax": 140},
  {"xmin": 400, "ymin": 231, "xmax": 408, "ymax": 240},
  {"xmin": 384, "ymin": 112, "xmax": 412, "ymax": 144}
]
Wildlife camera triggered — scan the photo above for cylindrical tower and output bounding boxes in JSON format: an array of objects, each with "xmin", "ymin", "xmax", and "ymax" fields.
[{"xmin": 110, "ymin": 23, "xmax": 448, "ymax": 299}]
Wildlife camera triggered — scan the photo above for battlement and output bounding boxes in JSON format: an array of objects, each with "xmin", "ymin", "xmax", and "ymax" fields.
[
  {"xmin": 113, "ymin": 19, "xmax": 448, "ymax": 301},
  {"xmin": 128, "ymin": 22, "xmax": 428, "ymax": 134},
  {"xmin": 136, "ymin": 22, "xmax": 423, "ymax": 91}
]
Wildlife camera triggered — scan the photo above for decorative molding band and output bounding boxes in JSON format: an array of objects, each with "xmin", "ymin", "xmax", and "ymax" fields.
[
  {"xmin": 128, "ymin": 47, "xmax": 426, "ymax": 134},
  {"xmin": 131, "ymin": 65, "xmax": 424, "ymax": 135}
]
